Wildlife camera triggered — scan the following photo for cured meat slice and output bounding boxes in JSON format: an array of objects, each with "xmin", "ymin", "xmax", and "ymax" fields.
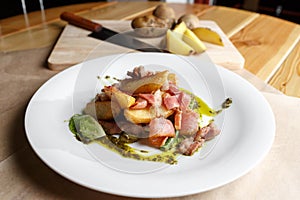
[{"xmin": 180, "ymin": 110, "xmax": 199, "ymax": 135}]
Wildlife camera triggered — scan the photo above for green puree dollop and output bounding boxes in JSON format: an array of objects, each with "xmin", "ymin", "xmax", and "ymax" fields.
[{"xmin": 69, "ymin": 114, "xmax": 105, "ymax": 143}]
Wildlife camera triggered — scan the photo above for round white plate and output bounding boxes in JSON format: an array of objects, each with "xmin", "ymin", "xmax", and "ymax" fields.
[{"xmin": 25, "ymin": 53, "xmax": 275, "ymax": 198}]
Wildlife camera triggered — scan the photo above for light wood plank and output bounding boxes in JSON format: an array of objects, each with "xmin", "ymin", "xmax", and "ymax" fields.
[
  {"xmin": 231, "ymin": 15, "xmax": 300, "ymax": 81},
  {"xmin": 78, "ymin": 1, "xmax": 161, "ymax": 20},
  {"xmin": 269, "ymin": 41, "xmax": 300, "ymax": 97},
  {"xmin": 197, "ymin": 6, "xmax": 259, "ymax": 37},
  {"xmin": 0, "ymin": 2, "xmax": 162, "ymax": 53},
  {"xmin": 80, "ymin": 3, "xmax": 211, "ymax": 21},
  {"xmin": 0, "ymin": 22, "xmax": 64, "ymax": 52},
  {"xmin": 0, "ymin": 2, "xmax": 115, "ymax": 37},
  {"xmin": 168, "ymin": 3, "xmax": 212, "ymax": 18},
  {"xmin": 0, "ymin": 2, "xmax": 117, "ymax": 52}
]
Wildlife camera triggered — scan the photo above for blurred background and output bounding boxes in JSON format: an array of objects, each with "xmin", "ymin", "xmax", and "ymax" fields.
[{"xmin": 0, "ymin": 0, "xmax": 299, "ymax": 24}]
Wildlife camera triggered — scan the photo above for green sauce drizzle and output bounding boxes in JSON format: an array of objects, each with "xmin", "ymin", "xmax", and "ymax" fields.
[{"xmin": 95, "ymin": 136, "xmax": 178, "ymax": 165}]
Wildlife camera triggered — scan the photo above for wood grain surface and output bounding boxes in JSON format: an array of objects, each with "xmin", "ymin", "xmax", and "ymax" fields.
[
  {"xmin": 0, "ymin": 2, "xmax": 117, "ymax": 52},
  {"xmin": 0, "ymin": 2, "xmax": 115, "ymax": 37},
  {"xmin": 269, "ymin": 41, "xmax": 300, "ymax": 97},
  {"xmin": 231, "ymin": 15, "xmax": 300, "ymax": 82}
]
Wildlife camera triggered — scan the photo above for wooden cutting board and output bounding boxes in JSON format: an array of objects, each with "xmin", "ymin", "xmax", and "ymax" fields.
[{"xmin": 47, "ymin": 20, "xmax": 244, "ymax": 71}]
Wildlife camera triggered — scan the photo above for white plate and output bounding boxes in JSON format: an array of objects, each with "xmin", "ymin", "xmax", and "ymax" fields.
[{"xmin": 25, "ymin": 53, "xmax": 275, "ymax": 198}]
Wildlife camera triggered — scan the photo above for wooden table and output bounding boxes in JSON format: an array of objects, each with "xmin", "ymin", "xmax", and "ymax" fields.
[
  {"xmin": 1, "ymin": 1, "xmax": 300, "ymax": 200},
  {"xmin": 1, "ymin": 1, "xmax": 299, "ymax": 96}
]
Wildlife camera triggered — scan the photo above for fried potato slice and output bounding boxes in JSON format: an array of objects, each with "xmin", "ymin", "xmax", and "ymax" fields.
[
  {"xmin": 168, "ymin": 73, "xmax": 177, "ymax": 85},
  {"xmin": 124, "ymin": 106, "xmax": 174, "ymax": 124},
  {"xmin": 110, "ymin": 87, "xmax": 136, "ymax": 109},
  {"xmin": 84, "ymin": 101, "xmax": 114, "ymax": 120},
  {"xmin": 119, "ymin": 70, "xmax": 169, "ymax": 94}
]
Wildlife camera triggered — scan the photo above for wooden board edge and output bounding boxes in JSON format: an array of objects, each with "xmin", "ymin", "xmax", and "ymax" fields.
[
  {"xmin": 258, "ymin": 25, "xmax": 300, "ymax": 81},
  {"xmin": 227, "ymin": 13, "xmax": 259, "ymax": 38}
]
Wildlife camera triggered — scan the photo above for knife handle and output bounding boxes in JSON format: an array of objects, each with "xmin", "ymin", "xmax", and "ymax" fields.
[{"xmin": 60, "ymin": 12, "xmax": 102, "ymax": 32}]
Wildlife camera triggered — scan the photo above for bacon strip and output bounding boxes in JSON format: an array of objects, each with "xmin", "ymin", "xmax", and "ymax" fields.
[
  {"xmin": 174, "ymin": 110, "xmax": 182, "ymax": 130},
  {"xmin": 180, "ymin": 110, "xmax": 199, "ymax": 135},
  {"xmin": 139, "ymin": 93, "xmax": 155, "ymax": 105},
  {"xmin": 177, "ymin": 91, "xmax": 192, "ymax": 111},
  {"xmin": 163, "ymin": 93, "xmax": 180, "ymax": 110},
  {"xmin": 130, "ymin": 97, "xmax": 148, "ymax": 109},
  {"xmin": 168, "ymin": 83, "xmax": 181, "ymax": 95},
  {"xmin": 149, "ymin": 117, "xmax": 175, "ymax": 138},
  {"xmin": 148, "ymin": 117, "xmax": 175, "ymax": 147}
]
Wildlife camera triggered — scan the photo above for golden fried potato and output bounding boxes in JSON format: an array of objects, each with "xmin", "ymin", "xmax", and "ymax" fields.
[
  {"xmin": 110, "ymin": 87, "xmax": 136, "ymax": 109},
  {"xmin": 168, "ymin": 73, "xmax": 177, "ymax": 85},
  {"xmin": 111, "ymin": 100, "xmax": 122, "ymax": 117},
  {"xmin": 119, "ymin": 70, "xmax": 169, "ymax": 94},
  {"xmin": 84, "ymin": 101, "xmax": 114, "ymax": 120},
  {"xmin": 124, "ymin": 106, "xmax": 174, "ymax": 124}
]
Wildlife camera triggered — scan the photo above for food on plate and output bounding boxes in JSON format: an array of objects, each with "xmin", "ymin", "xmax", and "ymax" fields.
[
  {"xmin": 177, "ymin": 14, "xmax": 199, "ymax": 29},
  {"xmin": 131, "ymin": 4, "xmax": 175, "ymax": 37},
  {"xmin": 84, "ymin": 101, "xmax": 114, "ymax": 120},
  {"xmin": 69, "ymin": 114, "xmax": 106, "ymax": 143},
  {"xmin": 69, "ymin": 66, "xmax": 231, "ymax": 164},
  {"xmin": 118, "ymin": 70, "xmax": 169, "ymax": 93},
  {"xmin": 109, "ymin": 86, "xmax": 136, "ymax": 109},
  {"xmin": 124, "ymin": 103, "xmax": 174, "ymax": 124}
]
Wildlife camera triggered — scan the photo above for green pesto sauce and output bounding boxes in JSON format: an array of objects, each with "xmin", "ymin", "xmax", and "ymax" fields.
[{"xmin": 94, "ymin": 136, "xmax": 178, "ymax": 165}]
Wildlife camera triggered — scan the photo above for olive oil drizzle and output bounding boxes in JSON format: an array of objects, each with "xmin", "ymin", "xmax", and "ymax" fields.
[{"xmin": 183, "ymin": 89, "xmax": 232, "ymax": 116}]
